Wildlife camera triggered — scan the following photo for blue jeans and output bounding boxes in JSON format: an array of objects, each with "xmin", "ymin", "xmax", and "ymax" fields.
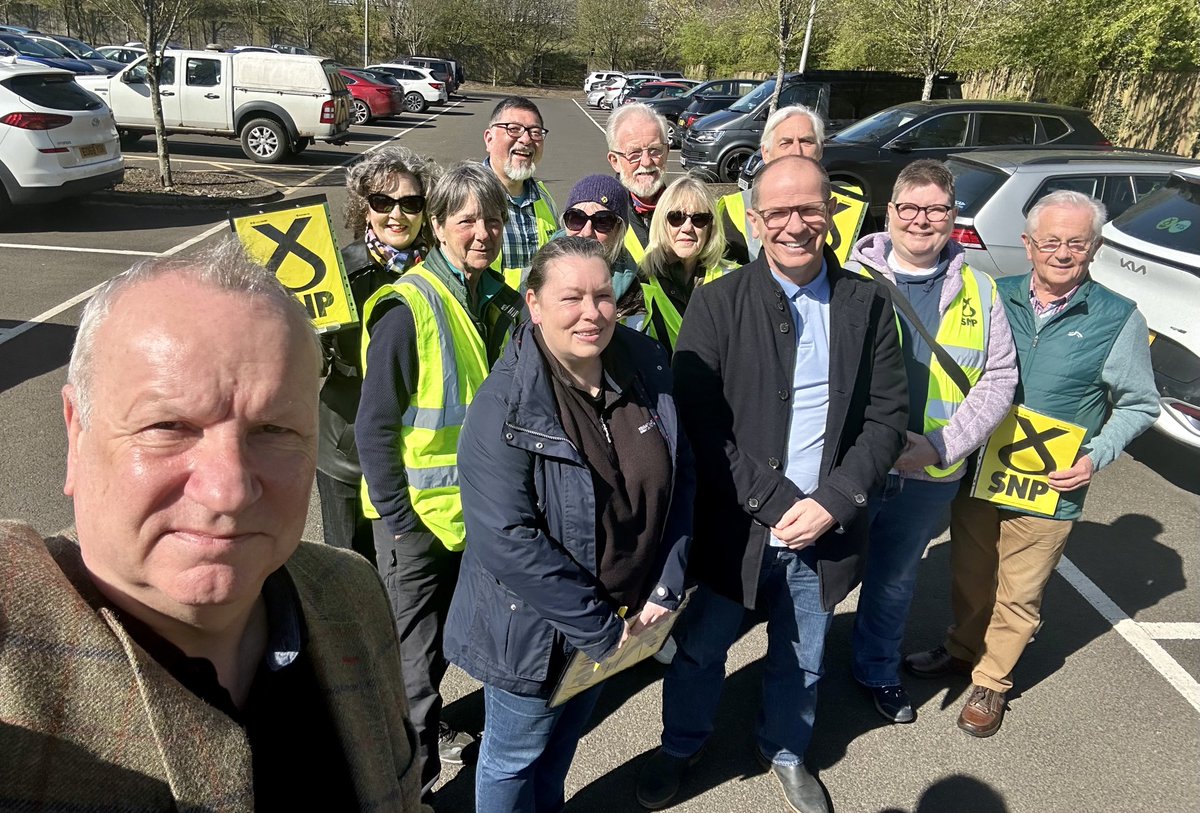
[
  {"xmin": 852, "ymin": 474, "xmax": 959, "ymax": 687},
  {"xmin": 660, "ymin": 546, "xmax": 832, "ymax": 767},
  {"xmin": 475, "ymin": 682, "xmax": 604, "ymax": 813}
]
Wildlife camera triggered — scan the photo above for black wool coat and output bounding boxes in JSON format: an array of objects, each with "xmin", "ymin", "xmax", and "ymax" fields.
[{"xmin": 672, "ymin": 246, "xmax": 908, "ymax": 611}]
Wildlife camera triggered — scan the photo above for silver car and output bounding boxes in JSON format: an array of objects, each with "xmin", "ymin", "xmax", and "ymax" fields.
[
  {"xmin": 1090, "ymin": 166, "xmax": 1200, "ymax": 452},
  {"xmin": 946, "ymin": 149, "xmax": 1200, "ymax": 278}
]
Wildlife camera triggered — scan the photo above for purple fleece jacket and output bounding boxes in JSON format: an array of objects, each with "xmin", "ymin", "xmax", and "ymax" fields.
[{"xmin": 845, "ymin": 232, "xmax": 1019, "ymax": 482}]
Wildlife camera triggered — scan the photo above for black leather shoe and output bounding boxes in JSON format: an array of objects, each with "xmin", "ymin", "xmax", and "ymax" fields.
[
  {"xmin": 904, "ymin": 645, "xmax": 972, "ymax": 679},
  {"xmin": 437, "ymin": 722, "xmax": 474, "ymax": 766},
  {"xmin": 636, "ymin": 747, "xmax": 702, "ymax": 810},
  {"xmin": 866, "ymin": 683, "xmax": 915, "ymax": 723},
  {"xmin": 756, "ymin": 753, "xmax": 830, "ymax": 813}
]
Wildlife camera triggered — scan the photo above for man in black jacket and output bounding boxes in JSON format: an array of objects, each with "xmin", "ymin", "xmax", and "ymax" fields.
[{"xmin": 636, "ymin": 157, "xmax": 908, "ymax": 813}]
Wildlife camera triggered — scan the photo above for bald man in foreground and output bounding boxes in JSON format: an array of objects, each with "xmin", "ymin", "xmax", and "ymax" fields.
[{"xmin": 0, "ymin": 240, "xmax": 427, "ymax": 811}]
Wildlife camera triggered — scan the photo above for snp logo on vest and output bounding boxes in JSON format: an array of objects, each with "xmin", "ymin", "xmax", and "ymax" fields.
[{"xmin": 960, "ymin": 296, "xmax": 978, "ymax": 328}]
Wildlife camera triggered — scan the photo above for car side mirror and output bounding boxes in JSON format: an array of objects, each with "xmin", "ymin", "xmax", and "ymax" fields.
[
  {"xmin": 887, "ymin": 138, "xmax": 915, "ymax": 153},
  {"xmin": 121, "ymin": 70, "xmax": 143, "ymax": 84}
]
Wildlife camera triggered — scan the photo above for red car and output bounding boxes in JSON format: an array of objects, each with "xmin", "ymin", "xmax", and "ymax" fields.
[{"xmin": 339, "ymin": 68, "xmax": 400, "ymax": 125}]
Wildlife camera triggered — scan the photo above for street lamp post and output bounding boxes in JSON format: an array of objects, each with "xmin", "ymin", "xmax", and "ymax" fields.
[
  {"xmin": 798, "ymin": 0, "xmax": 817, "ymax": 73},
  {"xmin": 363, "ymin": 0, "xmax": 369, "ymax": 66}
]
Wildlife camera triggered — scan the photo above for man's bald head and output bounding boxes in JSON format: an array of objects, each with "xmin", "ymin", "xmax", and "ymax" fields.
[{"xmin": 751, "ymin": 155, "xmax": 831, "ymax": 210}]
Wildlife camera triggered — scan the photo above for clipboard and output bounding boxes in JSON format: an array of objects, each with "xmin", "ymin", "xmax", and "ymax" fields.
[{"xmin": 548, "ymin": 595, "xmax": 689, "ymax": 708}]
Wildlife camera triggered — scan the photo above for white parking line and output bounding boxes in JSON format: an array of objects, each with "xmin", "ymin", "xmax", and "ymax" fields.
[
  {"xmin": 0, "ymin": 243, "xmax": 159, "ymax": 257},
  {"xmin": 0, "ymin": 100, "xmax": 465, "ymax": 349},
  {"xmin": 572, "ymin": 99, "xmax": 606, "ymax": 134},
  {"xmin": 1139, "ymin": 622, "xmax": 1200, "ymax": 640},
  {"xmin": 1056, "ymin": 556, "xmax": 1200, "ymax": 714}
]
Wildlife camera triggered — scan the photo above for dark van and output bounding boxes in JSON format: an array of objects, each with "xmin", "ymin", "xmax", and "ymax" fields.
[{"xmin": 679, "ymin": 70, "xmax": 961, "ymax": 182}]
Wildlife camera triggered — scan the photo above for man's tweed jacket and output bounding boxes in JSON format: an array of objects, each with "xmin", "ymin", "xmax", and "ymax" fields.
[{"xmin": 0, "ymin": 520, "xmax": 428, "ymax": 812}]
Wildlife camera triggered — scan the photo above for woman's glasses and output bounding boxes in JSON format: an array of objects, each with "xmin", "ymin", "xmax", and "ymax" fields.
[
  {"xmin": 665, "ymin": 211, "xmax": 714, "ymax": 229},
  {"xmin": 367, "ymin": 193, "xmax": 426, "ymax": 215},
  {"xmin": 563, "ymin": 208, "xmax": 622, "ymax": 234}
]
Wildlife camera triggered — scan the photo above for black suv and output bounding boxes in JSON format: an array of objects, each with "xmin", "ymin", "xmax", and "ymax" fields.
[{"xmin": 738, "ymin": 99, "xmax": 1111, "ymax": 221}]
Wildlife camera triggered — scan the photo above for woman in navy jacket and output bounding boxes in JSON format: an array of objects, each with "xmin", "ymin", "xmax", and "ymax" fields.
[{"xmin": 444, "ymin": 236, "xmax": 694, "ymax": 813}]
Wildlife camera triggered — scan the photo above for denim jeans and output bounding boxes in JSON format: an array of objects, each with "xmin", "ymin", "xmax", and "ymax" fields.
[
  {"xmin": 851, "ymin": 474, "xmax": 959, "ymax": 687},
  {"xmin": 475, "ymin": 682, "xmax": 604, "ymax": 813},
  {"xmin": 660, "ymin": 545, "xmax": 832, "ymax": 767}
]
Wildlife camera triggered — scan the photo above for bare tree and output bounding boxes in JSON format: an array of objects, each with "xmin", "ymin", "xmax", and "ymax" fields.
[
  {"xmin": 756, "ymin": 0, "xmax": 807, "ymax": 114},
  {"xmin": 878, "ymin": 0, "xmax": 1012, "ymax": 98},
  {"xmin": 98, "ymin": 0, "xmax": 197, "ymax": 189},
  {"xmin": 576, "ymin": 0, "xmax": 648, "ymax": 70}
]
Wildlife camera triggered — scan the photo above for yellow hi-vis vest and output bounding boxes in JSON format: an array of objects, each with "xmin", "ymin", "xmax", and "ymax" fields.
[
  {"xmin": 629, "ymin": 263, "xmax": 732, "ymax": 353},
  {"xmin": 624, "ymin": 225, "xmax": 646, "ymax": 264},
  {"xmin": 855, "ymin": 262, "xmax": 996, "ymax": 478},
  {"xmin": 495, "ymin": 180, "xmax": 558, "ymax": 290},
  {"xmin": 719, "ymin": 182, "xmax": 869, "ymax": 266},
  {"xmin": 358, "ymin": 264, "xmax": 489, "ymax": 551}
]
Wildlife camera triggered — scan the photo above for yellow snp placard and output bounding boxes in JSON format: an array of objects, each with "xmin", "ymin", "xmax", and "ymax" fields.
[
  {"xmin": 229, "ymin": 194, "xmax": 357, "ymax": 333},
  {"xmin": 829, "ymin": 182, "xmax": 869, "ymax": 266},
  {"xmin": 971, "ymin": 405, "xmax": 1086, "ymax": 516}
]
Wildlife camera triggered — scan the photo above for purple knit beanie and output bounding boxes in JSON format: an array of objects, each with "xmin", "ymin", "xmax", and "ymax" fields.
[{"xmin": 565, "ymin": 174, "xmax": 629, "ymax": 220}]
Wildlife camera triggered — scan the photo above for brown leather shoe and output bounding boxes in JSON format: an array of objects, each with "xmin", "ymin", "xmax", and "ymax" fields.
[
  {"xmin": 904, "ymin": 645, "xmax": 972, "ymax": 678},
  {"xmin": 957, "ymin": 684, "xmax": 1007, "ymax": 737}
]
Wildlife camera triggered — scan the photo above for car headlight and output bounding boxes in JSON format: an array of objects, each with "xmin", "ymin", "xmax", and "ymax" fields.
[{"xmin": 691, "ymin": 130, "xmax": 717, "ymax": 144}]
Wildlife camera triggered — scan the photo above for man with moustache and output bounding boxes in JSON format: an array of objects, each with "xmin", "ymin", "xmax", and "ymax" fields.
[
  {"xmin": 606, "ymin": 102, "xmax": 672, "ymax": 263},
  {"xmin": 636, "ymin": 156, "xmax": 907, "ymax": 813},
  {"xmin": 0, "ymin": 241, "xmax": 427, "ymax": 811},
  {"xmin": 483, "ymin": 96, "xmax": 558, "ymax": 287}
]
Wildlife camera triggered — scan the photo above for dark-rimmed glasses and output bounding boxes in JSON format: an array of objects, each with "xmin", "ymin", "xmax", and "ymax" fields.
[
  {"xmin": 892, "ymin": 202, "xmax": 954, "ymax": 222},
  {"xmin": 665, "ymin": 211, "xmax": 714, "ymax": 229},
  {"xmin": 367, "ymin": 193, "xmax": 426, "ymax": 215},
  {"xmin": 755, "ymin": 201, "xmax": 829, "ymax": 228},
  {"xmin": 563, "ymin": 208, "xmax": 622, "ymax": 234},
  {"xmin": 492, "ymin": 122, "xmax": 548, "ymax": 140}
]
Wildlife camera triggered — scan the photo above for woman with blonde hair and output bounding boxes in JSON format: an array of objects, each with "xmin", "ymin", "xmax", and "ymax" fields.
[{"xmin": 629, "ymin": 174, "xmax": 730, "ymax": 355}]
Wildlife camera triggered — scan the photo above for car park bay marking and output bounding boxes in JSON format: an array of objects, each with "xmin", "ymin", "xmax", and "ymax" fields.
[
  {"xmin": 1056, "ymin": 556, "xmax": 1200, "ymax": 714},
  {"xmin": 1139, "ymin": 622, "xmax": 1200, "ymax": 640},
  {"xmin": 0, "ymin": 243, "xmax": 159, "ymax": 257},
  {"xmin": 0, "ymin": 100, "xmax": 465, "ymax": 351},
  {"xmin": 573, "ymin": 99, "xmax": 607, "ymax": 134}
]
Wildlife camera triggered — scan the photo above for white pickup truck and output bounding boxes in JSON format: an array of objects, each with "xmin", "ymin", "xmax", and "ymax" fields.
[{"xmin": 77, "ymin": 49, "xmax": 352, "ymax": 163}]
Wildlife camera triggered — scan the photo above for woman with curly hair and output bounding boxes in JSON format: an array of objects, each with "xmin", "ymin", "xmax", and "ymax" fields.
[{"xmin": 317, "ymin": 145, "xmax": 441, "ymax": 560}]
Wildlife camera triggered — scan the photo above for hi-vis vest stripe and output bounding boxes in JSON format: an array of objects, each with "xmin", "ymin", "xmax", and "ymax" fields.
[
  {"xmin": 497, "ymin": 180, "xmax": 558, "ymax": 290},
  {"xmin": 856, "ymin": 263, "xmax": 995, "ymax": 478},
  {"xmin": 627, "ymin": 264, "xmax": 732, "ymax": 352},
  {"xmin": 625, "ymin": 226, "xmax": 646, "ymax": 264},
  {"xmin": 358, "ymin": 265, "xmax": 489, "ymax": 551}
]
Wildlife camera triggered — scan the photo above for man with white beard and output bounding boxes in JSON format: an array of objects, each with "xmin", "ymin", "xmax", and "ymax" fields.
[
  {"xmin": 482, "ymin": 96, "xmax": 559, "ymax": 287},
  {"xmin": 606, "ymin": 103, "xmax": 672, "ymax": 264}
]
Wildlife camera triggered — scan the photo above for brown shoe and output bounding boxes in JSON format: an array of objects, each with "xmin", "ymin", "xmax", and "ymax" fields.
[
  {"xmin": 957, "ymin": 684, "xmax": 1007, "ymax": 737},
  {"xmin": 904, "ymin": 645, "xmax": 972, "ymax": 679}
]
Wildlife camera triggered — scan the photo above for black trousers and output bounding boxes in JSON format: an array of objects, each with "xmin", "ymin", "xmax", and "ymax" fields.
[
  {"xmin": 315, "ymin": 470, "xmax": 375, "ymax": 561},
  {"xmin": 372, "ymin": 520, "xmax": 462, "ymax": 799}
]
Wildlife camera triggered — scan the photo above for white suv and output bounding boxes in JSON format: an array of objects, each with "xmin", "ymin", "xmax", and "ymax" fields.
[
  {"xmin": 585, "ymin": 71, "xmax": 622, "ymax": 92},
  {"xmin": 1089, "ymin": 166, "xmax": 1200, "ymax": 452},
  {"xmin": 0, "ymin": 60, "xmax": 122, "ymax": 214},
  {"xmin": 365, "ymin": 64, "xmax": 447, "ymax": 113}
]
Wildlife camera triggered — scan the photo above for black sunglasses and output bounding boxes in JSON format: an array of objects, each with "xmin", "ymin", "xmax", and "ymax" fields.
[
  {"xmin": 665, "ymin": 211, "xmax": 714, "ymax": 229},
  {"xmin": 367, "ymin": 193, "xmax": 426, "ymax": 215},
  {"xmin": 563, "ymin": 208, "xmax": 622, "ymax": 234}
]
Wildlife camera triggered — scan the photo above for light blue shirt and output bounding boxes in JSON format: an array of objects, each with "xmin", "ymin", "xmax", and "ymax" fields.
[{"xmin": 771, "ymin": 261, "xmax": 832, "ymax": 547}]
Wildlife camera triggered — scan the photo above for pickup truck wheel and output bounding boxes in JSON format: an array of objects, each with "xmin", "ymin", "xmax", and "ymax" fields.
[
  {"xmin": 718, "ymin": 148, "xmax": 753, "ymax": 183},
  {"xmin": 118, "ymin": 129, "xmax": 144, "ymax": 148},
  {"xmin": 352, "ymin": 99, "xmax": 371, "ymax": 125},
  {"xmin": 403, "ymin": 92, "xmax": 427, "ymax": 114},
  {"xmin": 241, "ymin": 118, "xmax": 292, "ymax": 164}
]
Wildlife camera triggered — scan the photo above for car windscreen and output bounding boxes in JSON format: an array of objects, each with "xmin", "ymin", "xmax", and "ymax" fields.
[
  {"xmin": 1, "ymin": 35, "xmax": 58, "ymax": 57},
  {"xmin": 57, "ymin": 36, "xmax": 101, "ymax": 58},
  {"xmin": 728, "ymin": 79, "xmax": 775, "ymax": 113},
  {"xmin": 830, "ymin": 107, "xmax": 920, "ymax": 144},
  {"xmin": 946, "ymin": 159, "xmax": 1009, "ymax": 217},
  {"xmin": 1111, "ymin": 174, "xmax": 1200, "ymax": 256},
  {"xmin": 32, "ymin": 38, "xmax": 74, "ymax": 57},
  {"xmin": 3, "ymin": 73, "xmax": 104, "ymax": 110}
]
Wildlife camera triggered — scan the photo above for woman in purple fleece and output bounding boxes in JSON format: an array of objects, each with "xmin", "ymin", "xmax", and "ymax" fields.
[{"xmin": 842, "ymin": 158, "xmax": 1019, "ymax": 725}]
